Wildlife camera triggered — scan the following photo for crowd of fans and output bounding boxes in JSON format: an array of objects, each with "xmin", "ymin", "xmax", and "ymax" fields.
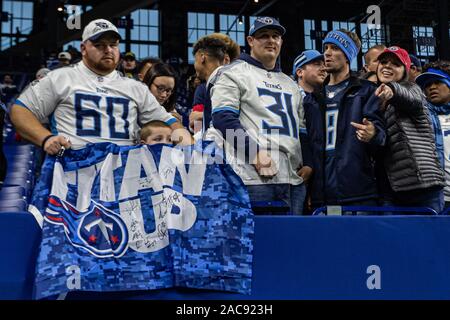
[{"xmin": 1, "ymin": 17, "xmax": 449, "ymax": 216}]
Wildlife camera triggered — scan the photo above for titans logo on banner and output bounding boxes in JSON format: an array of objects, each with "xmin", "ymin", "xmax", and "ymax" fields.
[
  {"xmin": 30, "ymin": 142, "xmax": 254, "ymax": 299},
  {"xmin": 45, "ymin": 196, "xmax": 129, "ymax": 257}
]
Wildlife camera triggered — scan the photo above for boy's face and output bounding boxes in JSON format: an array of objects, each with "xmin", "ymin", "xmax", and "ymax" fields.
[
  {"xmin": 142, "ymin": 127, "xmax": 172, "ymax": 145},
  {"xmin": 425, "ymin": 81, "xmax": 450, "ymax": 105}
]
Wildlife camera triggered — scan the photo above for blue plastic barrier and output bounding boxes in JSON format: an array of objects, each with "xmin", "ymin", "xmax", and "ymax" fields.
[{"xmin": 4, "ymin": 214, "xmax": 450, "ymax": 299}]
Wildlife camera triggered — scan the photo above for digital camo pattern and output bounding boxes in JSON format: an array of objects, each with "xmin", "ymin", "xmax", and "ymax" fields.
[{"xmin": 31, "ymin": 142, "xmax": 254, "ymax": 299}]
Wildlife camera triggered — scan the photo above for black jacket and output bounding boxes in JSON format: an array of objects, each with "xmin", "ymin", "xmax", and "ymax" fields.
[{"xmin": 382, "ymin": 81, "xmax": 444, "ymax": 192}]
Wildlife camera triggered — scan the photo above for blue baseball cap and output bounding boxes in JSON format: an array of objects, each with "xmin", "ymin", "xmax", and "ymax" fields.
[
  {"xmin": 292, "ymin": 50, "xmax": 324, "ymax": 78},
  {"xmin": 409, "ymin": 54, "xmax": 422, "ymax": 68},
  {"xmin": 249, "ymin": 17, "xmax": 286, "ymax": 37},
  {"xmin": 415, "ymin": 68, "xmax": 450, "ymax": 89}
]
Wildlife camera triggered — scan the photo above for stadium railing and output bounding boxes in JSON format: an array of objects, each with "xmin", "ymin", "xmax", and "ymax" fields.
[{"xmin": 312, "ymin": 205, "xmax": 439, "ymax": 216}]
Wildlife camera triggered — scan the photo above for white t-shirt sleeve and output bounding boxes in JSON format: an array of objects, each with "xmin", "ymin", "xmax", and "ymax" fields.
[
  {"xmin": 296, "ymin": 89, "xmax": 306, "ymax": 131},
  {"xmin": 138, "ymin": 87, "xmax": 177, "ymax": 126},
  {"xmin": 16, "ymin": 77, "xmax": 58, "ymax": 122},
  {"xmin": 210, "ymin": 69, "xmax": 241, "ymax": 115}
]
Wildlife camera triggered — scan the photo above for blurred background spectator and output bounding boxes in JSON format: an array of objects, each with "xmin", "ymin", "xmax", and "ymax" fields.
[
  {"xmin": 120, "ymin": 51, "xmax": 139, "ymax": 80},
  {"xmin": 0, "ymin": 74, "xmax": 19, "ymax": 107},
  {"xmin": 137, "ymin": 57, "xmax": 163, "ymax": 81}
]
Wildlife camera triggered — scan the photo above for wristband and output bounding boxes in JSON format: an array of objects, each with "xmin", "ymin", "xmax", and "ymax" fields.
[{"xmin": 41, "ymin": 134, "xmax": 55, "ymax": 149}]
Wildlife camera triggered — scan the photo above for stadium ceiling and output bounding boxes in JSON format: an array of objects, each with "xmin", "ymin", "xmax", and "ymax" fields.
[{"xmin": 2, "ymin": 0, "xmax": 448, "ymax": 56}]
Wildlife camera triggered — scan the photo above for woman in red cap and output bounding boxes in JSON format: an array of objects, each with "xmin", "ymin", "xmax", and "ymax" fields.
[{"xmin": 375, "ymin": 46, "xmax": 445, "ymax": 214}]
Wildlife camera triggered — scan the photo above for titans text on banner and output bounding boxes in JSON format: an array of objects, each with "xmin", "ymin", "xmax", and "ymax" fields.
[{"xmin": 29, "ymin": 142, "xmax": 254, "ymax": 299}]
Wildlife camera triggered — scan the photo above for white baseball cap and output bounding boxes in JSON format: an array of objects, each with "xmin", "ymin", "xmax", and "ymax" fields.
[
  {"xmin": 58, "ymin": 52, "xmax": 71, "ymax": 60},
  {"xmin": 82, "ymin": 19, "xmax": 121, "ymax": 42}
]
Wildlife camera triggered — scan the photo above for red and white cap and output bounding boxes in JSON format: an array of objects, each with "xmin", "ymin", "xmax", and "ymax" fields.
[{"xmin": 379, "ymin": 46, "xmax": 412, "ymax": 73}]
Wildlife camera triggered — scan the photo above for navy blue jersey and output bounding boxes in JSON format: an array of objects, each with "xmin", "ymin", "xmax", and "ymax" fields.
[
  {"xmin": 303, "ymin": 76, "xmax": 385, "ymax": 206},
  {"xmin": 324, "ymin": 80, "xmax": 349, "ymax": 202}
]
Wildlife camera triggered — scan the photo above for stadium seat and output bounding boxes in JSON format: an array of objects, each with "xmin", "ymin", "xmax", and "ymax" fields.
[
  {"xmin": 0, "ymin": 193, "xmax": 27, "ymax": 201},
  {"xmin": 0, "ymin": 186, "xmax": 26, "ymax": 196},
  {"xmin": 0, "ymin": 199, "xmax": 27, "ymax": 212}
]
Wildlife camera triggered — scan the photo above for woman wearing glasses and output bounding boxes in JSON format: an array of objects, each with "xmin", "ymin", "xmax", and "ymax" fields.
[{"xmin": 143, "ymin": 62, "xmax": 183, "ymax": 123}]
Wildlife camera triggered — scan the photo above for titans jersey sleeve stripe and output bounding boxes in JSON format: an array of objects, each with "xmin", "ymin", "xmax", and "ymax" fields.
[
  {"xmin": 212, "ymin": 106, "xmax": 240, "ymax": 114},
  {"xmin": 211, "ymin": 70, "xmax": 242, "ymax": 116},
  {"xmin": 14, "ymin": 99, "xmax": 29, "ymax": 109},
  {"xmin": 166, "ymin": 118, "xmax": 177, "ymax": 125}
]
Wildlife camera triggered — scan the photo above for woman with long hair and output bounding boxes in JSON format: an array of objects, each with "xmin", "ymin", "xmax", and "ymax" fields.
[{"xmin": 143, "ymin": 62, "xmax": 182, "ymax": 123}]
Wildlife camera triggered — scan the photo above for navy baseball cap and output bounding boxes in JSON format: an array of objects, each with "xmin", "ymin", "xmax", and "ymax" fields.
[
  {"xmin": 415, "ymin": 68, "xmax": 450, "ymax": 89},
  {"xmin": 409, "ymin": 54, "xmax": 422, "ymax": 68},
  {"xmin": 249, "ymin": 17, "xmax": 285, "ymax": 36},
  {"xmin": 292, "ymin": 50, "xmax": 324, "ymax": 77}
]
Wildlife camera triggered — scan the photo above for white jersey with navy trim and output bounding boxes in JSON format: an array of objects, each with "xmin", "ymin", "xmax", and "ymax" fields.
[
  {"xmin": 210, "ymin": 59, "xmax": 305, "ymax": 185},
  {"xmin": 17, "ymin": 61, "xmax": 176, "ymax": 148},
  {"xmin": 438, "ymin": 114, "xmax": 450, "ymax": 201}
]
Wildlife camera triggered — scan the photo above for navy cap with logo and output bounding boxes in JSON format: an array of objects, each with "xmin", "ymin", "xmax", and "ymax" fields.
[
  {"xmin": 409, "ymin": 54, "xmax": 422, "ymax": 69},
  {"xmin": 249, "ymin": 17, "xmax": 286, "ymax": 36}
]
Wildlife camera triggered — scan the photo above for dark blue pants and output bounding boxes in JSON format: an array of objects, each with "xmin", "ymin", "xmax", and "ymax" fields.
[
  {"xmin": 382, "ymin": 186, "xmax": 444, "ymax": 215},
  {"xmin": 246, "ymin": 183, "xmax": 306, "ymax": 215}
]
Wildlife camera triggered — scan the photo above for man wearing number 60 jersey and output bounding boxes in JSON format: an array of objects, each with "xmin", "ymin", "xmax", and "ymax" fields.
[
  {"xmin": 10, "ymin": 19, "xmax": 191, "ymax": 155},
  {"xmin": 210, "ymin": 17, "xmax": 313, "ymax": 215}
]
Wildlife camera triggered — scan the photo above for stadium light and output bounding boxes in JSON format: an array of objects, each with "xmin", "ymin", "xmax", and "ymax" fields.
[
  {"xmin": 57, "ymin": 2, "xmax": 65, "ymax": 12},
  {"xmin": 254, "ymin": 0, "xmax": 259, "ymax": 3}
]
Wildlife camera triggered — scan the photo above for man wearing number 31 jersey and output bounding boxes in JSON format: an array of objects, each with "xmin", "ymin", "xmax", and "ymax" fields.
[
  {"xmin": 210, "ymin": 17, "xmax": 313, "ymax": 215},
  {"xmin": 10, "ymin": 18, "xmax": 191, "ymax": 155}
]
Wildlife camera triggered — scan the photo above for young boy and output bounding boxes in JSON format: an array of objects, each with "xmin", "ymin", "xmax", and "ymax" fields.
[{"xmin": 140, "ymin": 120, "xmax": 173, "ymax": 145}]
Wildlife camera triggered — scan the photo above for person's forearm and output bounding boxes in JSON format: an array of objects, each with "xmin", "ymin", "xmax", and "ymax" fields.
[
  {"xmin": 9, "ymin": 104, "xmax": 51, "ymax": 146},
  {"xmin": 388, "ymin": 82, "xmax": 423, "ymax": 114},
  {"xmin": 169, "ymin": 121, "xmax": 194, "ymax": 145}
]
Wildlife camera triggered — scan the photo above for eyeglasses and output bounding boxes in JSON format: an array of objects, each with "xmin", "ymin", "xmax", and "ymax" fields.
[{"xmin": 152, "ymin": 83, "xmax": 174, "ymax": 95}]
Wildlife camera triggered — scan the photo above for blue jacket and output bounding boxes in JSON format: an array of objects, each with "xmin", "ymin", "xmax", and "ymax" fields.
[
  {"xmin": 426, "ymin": 101, "xmax": 450, "ymax": 169},
  {"xmin": 303, "ymin": 76, "xmax": 385, "ymax": 206}
]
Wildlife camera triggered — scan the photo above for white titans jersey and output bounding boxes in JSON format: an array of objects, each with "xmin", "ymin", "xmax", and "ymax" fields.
[
  {"xmin": 439, "ymin": 114, "xmax": 450, "ymax": 201},
  {"xmin": 17, "ymin": 61, "xmax": 175, "ymax": 148},
  {"xmin": 210, "ymin": 59, "xmax": 305, "ymax": 186}
]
